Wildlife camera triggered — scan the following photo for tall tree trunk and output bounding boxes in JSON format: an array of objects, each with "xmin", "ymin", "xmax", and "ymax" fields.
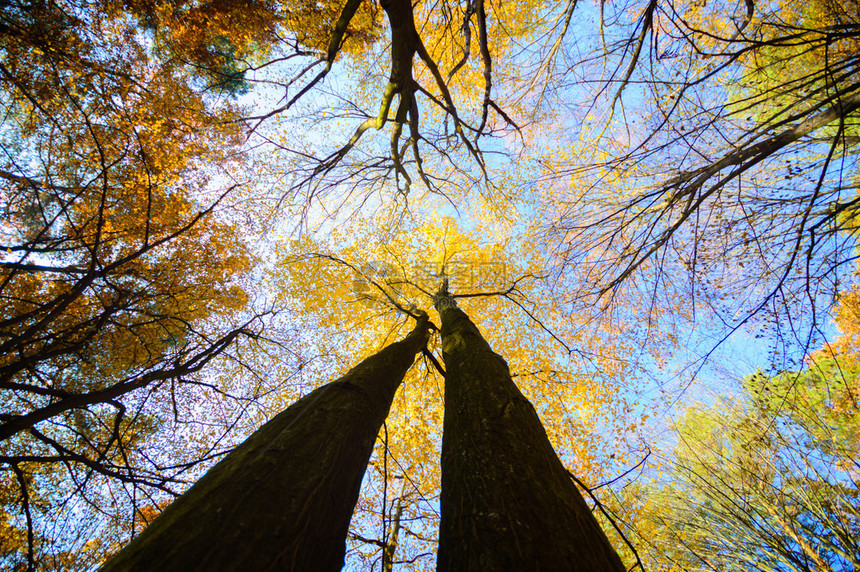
[
  {"xmin": 103, "ymin": 317, "xmax": 431, "ymax": 572},
  {"xmin": 434, "ymin": 296, "xmax": 625, "ymax": 571}
]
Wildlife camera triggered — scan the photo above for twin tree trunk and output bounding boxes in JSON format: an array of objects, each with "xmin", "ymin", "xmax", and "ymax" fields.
[
  {"xmin": 435, "ymin": 297, "xmax": 625, "ymax": 571},
  {"xmin": 105, "ymin": 302, "xmax": 624, "ymax": 570},
  {"xmin": 103, "ymin": 319, "xmax": 431, "ymax": 572}
]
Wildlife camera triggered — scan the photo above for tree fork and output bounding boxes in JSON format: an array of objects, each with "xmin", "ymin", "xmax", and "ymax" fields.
[
  {"xmin": 102, "ymin": 316, "xmax": 431, "ymax": 572},
  {"xmin": 434, "ymin": 294, "xmax": 625, "ymax": 571}
]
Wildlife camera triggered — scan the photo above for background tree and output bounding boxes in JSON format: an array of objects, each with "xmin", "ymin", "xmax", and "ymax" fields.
[
  {"xmin": 252, "ymin": 0, "xmax": 564, "ymax": 212},
  {"xmin": 544, "ymin": 0, "xmax": 860, "ymax": 352},
  {"xmin": 616, "ymin": 303, "xmax": 860, "ymax": 571},
  {"xmin": 119, "ymin": 0, "xmax": 381, "ymax": 96},
  {"xmin": 0, "ymin": 2, "xmax": 270, "ymax": 568}
]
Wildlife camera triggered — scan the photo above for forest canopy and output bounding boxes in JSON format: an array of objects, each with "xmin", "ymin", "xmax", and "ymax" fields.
[{"xmin": 1, "ymin": 0, "xmax": 858, "ymax": 569}]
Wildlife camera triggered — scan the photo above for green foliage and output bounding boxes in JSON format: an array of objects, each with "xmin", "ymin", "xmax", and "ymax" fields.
[
  {"xmin": 200, "ymin": 35, "xmax": 251, "ymax": 96},
  {"xmin": 625, "ymin": 361, "xmax": 860, "ymax": 571}
]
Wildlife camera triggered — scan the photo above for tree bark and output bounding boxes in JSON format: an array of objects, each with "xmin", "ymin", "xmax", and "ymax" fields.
[
  {"xmin": 102, "ymin": 318, "xmax": 431, "ymax": 572},
  {"xmin": 434, "ymin": 297, "xmax": 625, "ymax": 571}
]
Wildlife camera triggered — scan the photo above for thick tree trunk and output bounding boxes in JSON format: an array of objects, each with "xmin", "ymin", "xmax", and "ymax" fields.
[
  {"xmin": 103, "ymin": 318, "xmax": 431, "ymax": 572},
  {"xmin": 434, "ymin": 297, "xmax": 625, "ymax": 571}
]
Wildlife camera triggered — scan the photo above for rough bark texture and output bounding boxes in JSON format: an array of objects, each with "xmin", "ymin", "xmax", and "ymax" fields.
[
  {"xmin": 435, "ymin": 299, "xmax": 625, "ymax": 571},
  {"xmin": 103, "ymin": 319, "xmax": 430, "ymax": 572}
]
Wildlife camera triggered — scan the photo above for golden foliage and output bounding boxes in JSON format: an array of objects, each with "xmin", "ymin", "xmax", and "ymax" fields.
[{"xmin": 269, "ymin": 211, "xmax": 648, "ymax": 565}]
